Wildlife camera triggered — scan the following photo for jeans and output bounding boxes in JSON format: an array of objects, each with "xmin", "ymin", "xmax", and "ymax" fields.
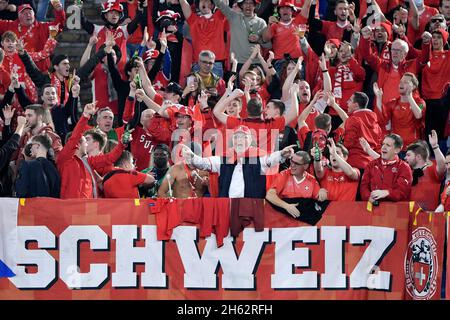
[
  {"xmin": 191, "ymin": 61, "xmax": 224, "ymax": 79},
  {"xmin": 36, "ymin": 0, "xmax": 65, "ymax": 22}
]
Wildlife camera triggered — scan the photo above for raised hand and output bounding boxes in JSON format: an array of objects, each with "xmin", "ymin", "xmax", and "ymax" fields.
[
  {"xmin": 89, "ymin": 33, "xmax": 98, "ymax": 46},
  {"xmin": 159, "ymin": 29, "xmax": 167, "ymax": 50},
  {"xmin": 16, "ymin": 39, "xmax": 25, "ymax": 54},
  {"xmin": 428, "ymin": 130, "xmax": 439, "ymax": 149},
  {"xmin": 232, "ymin": 88, "xmax": 245, "ymax": 98},
  {"xmin": 227, "ymin": 74, "xmax": 236, "ymax": 92},
  {"xmin": 422, "ymin": 31, "xmax": 432, "ymax": 44},
  {"xmin": 250, "ymin": 44, "xmax": 260, "ymax": 59},
  {"xmin": 83, "ymin": 101, "xmax": 98, "ymax": 117},
  {"xmin": 2, "ymin": 105, "xmax": 15, "ymax": 124},
  {"xmin": 135, "ymin": 88, "xmax": 146, "ymax": 102},
  {"xmin": 281, "ymin": 144, "xmax": 296, "ymax": 159},
  {"xmin": 373, "ymin": 82, "xmax": 383, "ymax": 97},
  {"xmin": 318, "ymin": 53, "xmax": 327, "ymax": 71},
  {"xmin": 230, "ymin": 52, "xmax": 238, "ymax": 67},
  {"xmin": 361, "ymin": 26, "xmax": 372, "ymax": 40}
]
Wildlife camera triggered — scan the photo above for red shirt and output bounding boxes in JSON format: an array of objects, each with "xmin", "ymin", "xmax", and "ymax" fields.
[
  {"xmin": 321, "ymin": 21, "xmax": 348, "ymax": 41},
  {"xmin": 411, "ymin": 162, "xmax": 443, "ymax": 211},
  {"xmin": 319, "ymin": 168, "xmax": 360, "ymax": 201},
  {"xmin": 421, "ymin": 51, "xmax": 450, "ymax": 100},
  {"xmin": 187, "ymin": 10, "xmax": 228, "ymax": 61},
  {"xmin": 360, "ymin": 157, "xmax": 413, "ymax": 202},
  {"xmin": 271, "ymin": 169, "xmax": 320, "ymax": 199},
  {"xmin": 131, "ymin": 126, "xmax": 158, "ymax": 172},
  {"xmin": 103, "ymin": 170, "xmax": 147, "ymax": 198},
  {"xmin": 383, "ymin": 97, "xmax": 426, "ymax": 151},
  {"xmin": 269, "ymin": 15, "xmax": 306, "ymax": 60},
  {"xmin": 226, "ymin": 116, "xmax": 285, "ymax": 153}
]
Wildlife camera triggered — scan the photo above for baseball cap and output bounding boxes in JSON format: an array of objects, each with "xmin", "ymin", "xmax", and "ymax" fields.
[
  {"xmin": 233, "ymin": 125, "xmax": 252, "ymax": 136},
  {"xmin": 18, "ymin": 4, "xmax": 33, "ymax": 13}
]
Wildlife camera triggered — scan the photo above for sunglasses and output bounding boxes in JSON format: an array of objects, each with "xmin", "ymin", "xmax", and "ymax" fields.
[
  {"xmin": 431, "ymin": 19, "xmax": 444, "ymax": 23},
  {"xmin": 200, "ymin": 60, "xmax": 214, "ymax": 65}
]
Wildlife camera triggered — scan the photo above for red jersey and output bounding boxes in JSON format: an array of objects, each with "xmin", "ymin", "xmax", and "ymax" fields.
[
  {"xmin": 421, "ymin": 51, "xmax": 450, "ymax": 100},
  {"xmin": 271, "ymin": 169, "xmax": 320, "ymax": 199},
  {"xmin": 383, "ymin": 97, "xmax": 426, "ymax": 151},
  {"xmin": 131, "ymin": 126, "xmax": 158, "ymax": 171},
  {"xmin": 411, "ymin": 162, "xmax": 443, "ymax": 211},
  {"xmin": 360, "ymin": 157, "xmax": 413, "ymax": 202},
  {"xmin": 226, "ymin": 116, "xmax": 285, "ymax": 153},
  {"xmin": 321, "ymin": 21, "xmax": 349, "ymax": 40},
  {"xmin": 103, "ymin": 170, "xmax": 147, "ymax": 198},
  {"xmin": 269, "ymin": 14, "xmax": 307, "ymax": 60},
  {"xmin": 319, "ymin": 168, "xmax": 360, "ymax": 201},
  {"xmin": 187, "ymin": 10, "xmax": 228, "ymax": 61}
]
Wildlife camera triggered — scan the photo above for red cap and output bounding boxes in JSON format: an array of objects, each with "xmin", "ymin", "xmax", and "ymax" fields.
[
  {"xmin": 233, "ymin": 125, "xmax": 252, "ymax": 136},
  {"xmin": 327, "ymin": 38, "xmax": 341, "ymax": 48},
  {"xmin": 101, "ymin": 0, "xmax": 123, "ymax": 13},
  {"xmin": 155, "ymin": 10, "xmax": 181, "ymax": 23},
  {"xmin": 174, "ymin": 106, "xmax": 193, "ymax": 118},
  {"xmin": 433, "ymin": 28, "xmax": 449, "ymax": 45},
  {"xmin": 143, "ymin": 49, "xmax": 160, "ymax": 62},
  {"xmin": 278, "ymin": 0, "xmax": 297, "ymax": 10},
  {"xmin": 18, "ymin": 4, "xmax": 33, "ymax": 13}
]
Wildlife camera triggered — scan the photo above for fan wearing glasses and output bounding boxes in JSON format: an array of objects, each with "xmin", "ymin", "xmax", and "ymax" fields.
[{"xmin": 265, "ymin": 150, "xmax": 329, "ymax": 225}]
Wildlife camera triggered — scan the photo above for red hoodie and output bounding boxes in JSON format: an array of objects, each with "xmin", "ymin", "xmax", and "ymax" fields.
[{"xmin": 343, "ymin": 109, "xmax": 383, "ymax": 170}]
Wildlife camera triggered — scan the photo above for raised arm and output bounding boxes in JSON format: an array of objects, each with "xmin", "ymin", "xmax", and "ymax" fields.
[
  {"xmin": 328, "ymin": 138, "xmax": 359, "ymax": 180},
  {"xmin": 327, "ymin": 92, "xmax": 348, "ymax": 124},
  {"xmin": 239, "ymin": 45, "xmax": 260, "ymax": 81},
  {"xmin": 179, "ymin": 0, "xmax": 192, "ymax": 19},
  {"xmin": 213, "ymin": 89, "xmax": 244, "ymax": 125},
  {"xmin": 283, "ymin": 83, "xmax": 299, "ymax": 125},
  {"xmin": 429, "ymin": 130, "xmax": 446, "ymax": 178},
  {"xmin": 212, "ymin": 0, "xmax": 235, "ymax": 19},
  {"xmin": 80, "ymin": 33, "xmax": 98, "ymax": 68},
  {"xmin": 281, "ymin": 57, "xmax": 303, "ymax": 101}
]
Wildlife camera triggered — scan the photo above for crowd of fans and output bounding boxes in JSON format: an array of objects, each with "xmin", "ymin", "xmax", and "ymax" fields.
[{"xmin": 0, "ymin": 0, "xmax": 450, "ymax": 222}]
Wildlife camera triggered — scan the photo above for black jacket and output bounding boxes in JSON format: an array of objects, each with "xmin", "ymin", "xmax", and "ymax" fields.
[{"xmin": 14, "ymin": 157, "xmax": 61, "ymax": 198}]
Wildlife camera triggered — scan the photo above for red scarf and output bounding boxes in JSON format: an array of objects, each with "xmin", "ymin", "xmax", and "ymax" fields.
[{"xmin": 333, "ymin": 64, "xmax": 351, "ymax": 99}]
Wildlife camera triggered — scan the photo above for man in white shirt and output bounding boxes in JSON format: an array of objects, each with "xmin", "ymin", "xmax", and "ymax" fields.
[{"xmin": 182, "ymin": 125, "xmax": 295, "ymax": 198}]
